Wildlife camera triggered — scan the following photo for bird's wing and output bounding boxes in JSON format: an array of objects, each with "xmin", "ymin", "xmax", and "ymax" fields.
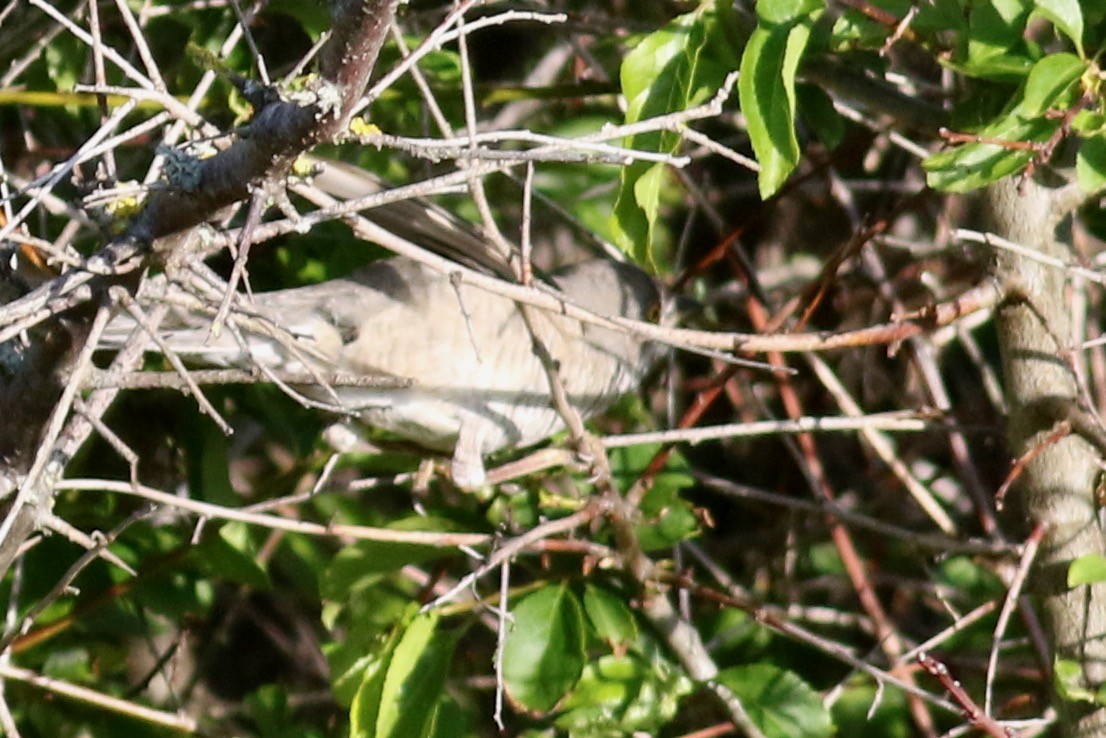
[{"xmin": 307, "ymin": 158, "xmax": 517, "ymax": 279}]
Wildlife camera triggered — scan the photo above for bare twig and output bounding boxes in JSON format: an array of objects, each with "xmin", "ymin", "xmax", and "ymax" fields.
[
  {"xmin": 0, "ymin": 662, "xmax": 198, "ymax": 734},
  {"xmin": 918, "ymin": 653, "xmax": 1018, "ymax": 738},
  {"xmin": 57, "ymin": 478, "xmax": 489, "ymax": 547}
]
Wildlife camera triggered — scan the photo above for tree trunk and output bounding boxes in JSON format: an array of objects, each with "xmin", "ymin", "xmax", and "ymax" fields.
[{"xmin": 987, "ymin": 174, "xmax": 1106, "ymax": 736}]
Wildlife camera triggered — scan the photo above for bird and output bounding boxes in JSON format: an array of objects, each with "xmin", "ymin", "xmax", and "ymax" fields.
[
  {"xmin": 105, "ymin": 254, "xmax": 664, "ymax": 489},
  {"xmin": 98, "ymin": 156, "xmax": 668, "ymax": 487}
]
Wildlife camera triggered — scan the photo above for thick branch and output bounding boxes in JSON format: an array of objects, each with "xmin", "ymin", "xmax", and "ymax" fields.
[
  {"xmin": 0, "ymin": 0, "xmax": 400, "ymax": 579},
  {"xmin": 133, "ymin": 0, "xmax": 400, "ymax": 245},
  {"xmin": 986, "ymin": 173, "xmax": 1106, "ymax": 737}
]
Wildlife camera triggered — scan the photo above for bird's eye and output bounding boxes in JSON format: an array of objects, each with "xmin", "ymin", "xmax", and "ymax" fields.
[{"xmin": 646, "ymin": 301, "xmax": 662, "ymax": 323}]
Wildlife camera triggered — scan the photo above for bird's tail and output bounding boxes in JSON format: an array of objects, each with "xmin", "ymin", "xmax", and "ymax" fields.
[{"xmin": 97, "ymin": 303, "xmax": 259, "ymax": 368}]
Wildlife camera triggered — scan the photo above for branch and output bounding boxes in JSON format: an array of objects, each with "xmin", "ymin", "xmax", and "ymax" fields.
[
  {"xmin": 0, "ymin": 0, "xmax": 401, "ymax": 582},
  {"xmin": 986, "ymin": 173, "xmax": 1106, "ymax": 736}
]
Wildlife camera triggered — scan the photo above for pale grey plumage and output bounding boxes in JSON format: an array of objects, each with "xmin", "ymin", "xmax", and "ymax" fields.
[
  {"xmin": 104, "ymin": 158, "xmax": 664, "ymax": 487},
  {"xmin": 109, "ymin": 256, "xmax": 662, "ymax": 488}
]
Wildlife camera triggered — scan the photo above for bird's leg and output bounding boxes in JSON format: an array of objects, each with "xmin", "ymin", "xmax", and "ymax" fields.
[
  {"xmin": 450, "ymin": 417, "xmax": 489, "ymax": 490},
  {"xmin": 413, "ymin": 458, "xmax": 435, "ymax": 496}
]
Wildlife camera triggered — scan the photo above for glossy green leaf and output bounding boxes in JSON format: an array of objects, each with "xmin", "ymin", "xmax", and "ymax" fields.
[
  {"xmin": 327, "ymin": 587, "xmax": 429, "ymax": 703},
  {"xmin": 351, "ymin": 611, "xmax": 457, "ymax": 738},
  {"xmin": 583, "ymin": 584, "xmax": 639, "ymax": 648},
  {"xmin": 614, "ymin": 6, "xmax": 729, "ymax": 263},
  {"xmin": 620, "ymin": 7, "xmax": 721, "ymax": 121},
  {"xmin": 331, "ymin": 648, "xmax": 382, "ymax": 708},
  {"xmin": 717, "ymin": 664, "xmax": 834, "ymax": 738},
  {"xmin": 377, "ymin": 615, "xmax": 455, "ymax": 738},
  {"xmin": 1068, "ymin": 553, "xmax": 1106, "ymax": 587},
  {"xmin": 925, "ymin": 53, "xmax": 1085, "ymax": 191},
  {"xmin": 350, "ymin": 627, "xmax": 402, "ymax": 735},
  {"xmin": 628, "ymin": 163, "xmax": 668, "ymax": 260},
  {"xmin": 1019, "ymin": 53, "xmax": 1084, "ymax": 115},
  {"xmin": 503, "ymin": 583, "xmax": 586, "ymax": 712},
  {"xmin": 738, "ymin": 16, "xmax": 815, "ymax": 197},
  {"xmin": 924, "ymin": 141, "xmax": 1034, "ymax": 192},
  {"xmin": 636, "ymin": 488, "xmax": 700, "ymax": 550}
]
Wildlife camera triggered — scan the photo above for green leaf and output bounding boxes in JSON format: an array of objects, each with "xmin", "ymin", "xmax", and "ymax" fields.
[
  {"xmin": 924, "ymin": 53, "xmax": 1085, "ymax": 192},
  {"xmin": 831, "ymin": 677, "xmax": 911, "ymax": 738},
  {"xmin": 609, "ymin": 443, "xmax": 699, "ymax": 550},
  {"xmin": 266, "ymin": 0, "xmax": 333, "ymax": 37},
  {"xmin": 377, "ymin": 616, "xmax": 455, "ymax": 738},
  {"xmin": 934, "ymin": 555, "xmax": 1004, "ymax": 597},
  {"xmin": 583, "ymin": 584, "xmax": 639, "ymax": 648},
  {"xmin": 833, "ymin": 0, "xmax": 968, "ymax": 49},
  {"xmin": 1032, "ymin": 0, "xmax": 1084, "ymax": 56},
  {"xmin": 43, "ymin": 647, "xmax": 94, "ymax": 683},
  {"xmin": 718, "ymin": 664, "xmax": 834, "ymax": 738},
  {"xmin": 327, "ymin": 587, "xmax": 433, "ymax": 704},
  {"xmin": 613, "ymin": 6, "xmax": 728, "ymax": 263},
  {"xmin": 350, "ymin": 610, "xmax": 457, "ymax": 738},
  {"xmin": 1078, "ymin": 135, "xmax": 1106, "ymax": 193},
  {"xmin": 331, "ymin": 649, "xmax": 382, "ymax": 708},
  {"xmin": 503, "ymin": 583, "xmax": 586, "ymax": 712},
  {"xmin": 797, "ymin": 83, "xmax": 844, "ymax": 150},
  {"xmin": 350, "ymin": 618, "xmax": 405, "ymax": 736},
  {"xmin": 44, "ymin": 36, "xmax": 83, "ymax": 93},
  {"xmin": 1018, "ymin": 53, "xmax": 1084, "ymax": 115},
  {"xmin": 194, "ymin": 423, "xmax": 237, "ymax": 505},
  {"xmin": 1071, "ymin": 109, "xmax": 1106, "ymax": 135},
  {"xmin": 419, "ymin": 699, "xmax": 471, "ymax": 738},
  {"xmin": 636, "ymin": 488, "xmax": 700, "ymax": 550},
  {"xmin": 917, "ymin": 0, "xmax": 970, "ymax": 36},
  {"xmin": 194, "ymin": 521, "xmax": 271, "ymax": 589},
  {"xmin": 1055, "ymin": 657, "xmax": 1100, "ymax": 703},
  {"xmin": 924, "ymin": 140, "xmax": 1034, "ymax": 192},
  {"xmin": 627, "ymin": 162, "xmax": 668, "ymax": 260},
  {"xmin": 321, "ymin": 518, "xmax": 459, "ymax": 600},
  {"xmin": 246, "ymin": 685, "xmax": 329, "ymax": 738},
  {"xmin": 1068, "ymin": 553, "xmax": 1106, "ymax": 587},
  {"xmin": 756, "ymin": 0, "xmax": 824, "ymax": 24},
  {"xmin": 965, "ymin": 0, "xmax": 1032, "ymax": 70},
  {"xmin": 555, "ymin": 653, "xmax": 693, "ymax": 735},
  {"xmin": 949, "ymin": 52, "xmax": 1035, "ymax": 81},
  {"xmin": 738, "ymin": 16, "xmax": 816, "ymax": 198}
]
